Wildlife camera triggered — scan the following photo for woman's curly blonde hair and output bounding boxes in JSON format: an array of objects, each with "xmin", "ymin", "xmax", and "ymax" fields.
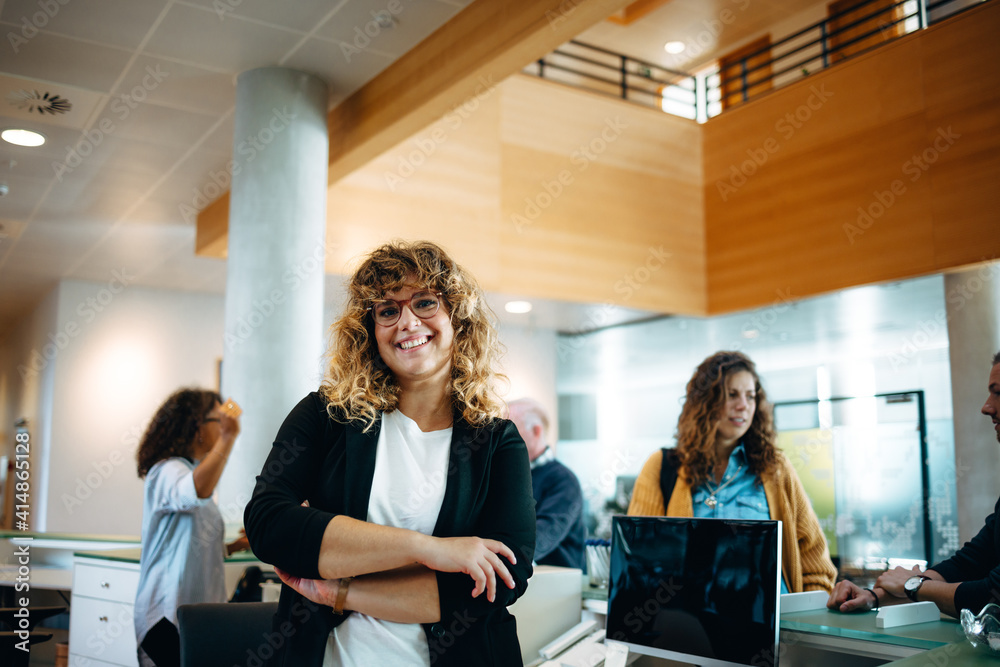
[
  {"xmin": 675, "ymin": 351, "xmax": 778, "ymax": 487},
  {"xmin": 320, "ymin": 240, "xmax": 506, "ymax": 430}
]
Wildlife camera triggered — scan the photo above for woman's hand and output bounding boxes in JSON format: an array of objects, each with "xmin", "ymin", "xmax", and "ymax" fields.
[
  {"xmin": 415, "ymin": 536, "xmax": 517, "ymax": 602},
  {"xmin": 219, "ymin": 413, "xmax": 241, "ymax": 444},
  {"xmin": 225, "ymin": 529, "xmax": 250, "ymax": 556},
  {"xmin": 274, "ymin": 566, "xmax": 339, "ymax": 608}
]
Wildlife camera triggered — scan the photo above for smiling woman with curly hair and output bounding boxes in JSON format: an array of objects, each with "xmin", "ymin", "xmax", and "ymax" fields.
[
  {"xmin": 245, "ymin": 240, "xmax": 535, "ymax": 667},
  {"xmin": 320, "ymin": 240, "xmax": 506, "ymax": 431},
  {"xmin": 628, "ymin": 351, "xmax": 836, "ymax": 594}
]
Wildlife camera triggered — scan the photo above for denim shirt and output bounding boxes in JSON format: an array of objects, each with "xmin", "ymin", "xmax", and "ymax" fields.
[{"xmin": 692, "ymin": 443, "xmax": 789, "ymax": 594}]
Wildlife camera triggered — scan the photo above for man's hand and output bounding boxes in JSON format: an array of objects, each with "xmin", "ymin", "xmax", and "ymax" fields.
[
  {"xmin": 876, "ymin": 565, "xmax": 922, "ymax": 599},
  {"xmin": 827, "ymin": 579, "xmax": 878, "ymax": 613}
]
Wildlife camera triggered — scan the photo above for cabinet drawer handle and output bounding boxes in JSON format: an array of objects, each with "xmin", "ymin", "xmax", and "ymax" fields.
[
  {"xmin": 98, "ymin": 616, "xmax": 108, "ymax": 622},
  {"xmin": 100, "ymin": 581, "xmax": 110, "ymax": 588}
]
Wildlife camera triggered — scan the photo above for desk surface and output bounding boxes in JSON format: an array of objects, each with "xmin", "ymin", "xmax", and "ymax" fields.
[
  {"xmin": 888, "ymin": 639, "xmax": 1000, "ymax": 666},
  {"xmin": 781, "ymin": 607, "xmax": 965, "ymax": 651},
  {"xmin": 75, "ymin": 548, "xmax": 260, "ymax": 564}
]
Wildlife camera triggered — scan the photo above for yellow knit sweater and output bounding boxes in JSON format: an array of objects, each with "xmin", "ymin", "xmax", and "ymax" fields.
[{"xmin": 627, "ymin": 449, "xmax": 837, "ymax": 593}]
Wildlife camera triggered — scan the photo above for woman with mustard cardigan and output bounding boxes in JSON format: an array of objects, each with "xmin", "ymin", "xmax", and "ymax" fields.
[{"xmin": 628, "ymin": 351, "xmax": 836, "ymax": 593}]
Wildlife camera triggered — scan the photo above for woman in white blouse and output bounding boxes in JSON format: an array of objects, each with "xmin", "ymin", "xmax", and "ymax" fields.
[{"xmin": 133, "ymin": 389, "xmax": 247, "ymax": 667}]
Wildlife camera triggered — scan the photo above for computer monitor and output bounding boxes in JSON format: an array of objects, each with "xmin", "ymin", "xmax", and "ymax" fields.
[{"xmin": 605, "ymin": 516, "xmax": 782, "ymax": 667}]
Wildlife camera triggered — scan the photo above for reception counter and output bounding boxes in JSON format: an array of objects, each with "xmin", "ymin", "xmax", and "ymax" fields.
[{"xmin": 580, "ymin": 580, "xmax": 987, "ymax": 667}]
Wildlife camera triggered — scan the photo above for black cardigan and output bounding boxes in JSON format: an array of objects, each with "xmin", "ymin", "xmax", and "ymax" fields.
[
  {"xmin": 244, "ymin": 392, "xmax": 536, "ymax": 666},
  {"xmin": 931, "ymin": 493, "xmax": 1000, "ymax": 613}
]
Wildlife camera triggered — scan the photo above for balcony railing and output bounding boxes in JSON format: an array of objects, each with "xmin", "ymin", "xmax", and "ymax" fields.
[{"xmin": 523, "ymin": 0, "xmax": 987, "ymax": 122}]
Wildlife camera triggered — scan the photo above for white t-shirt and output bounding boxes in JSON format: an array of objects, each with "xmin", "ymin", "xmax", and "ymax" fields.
[{"xmin": 324, "ymin": 410, "xmax": 452, "ymax": 667}]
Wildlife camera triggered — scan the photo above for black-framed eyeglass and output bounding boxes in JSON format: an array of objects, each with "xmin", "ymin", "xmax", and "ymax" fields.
[
  {"xmin": 203, "ymin": 417, "xmax": 221, "ymax": 423},
  {"xmin": 367, "ymin": 291, "xmax": 444, "ymax": 327}
]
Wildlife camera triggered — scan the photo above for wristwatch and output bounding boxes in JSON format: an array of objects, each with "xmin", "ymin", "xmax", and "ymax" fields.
[{"xmin": 904, "ymin": 575, "xmax": 930, "ymax": 602}]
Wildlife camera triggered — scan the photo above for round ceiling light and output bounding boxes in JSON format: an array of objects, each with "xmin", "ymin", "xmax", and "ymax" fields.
[
  {"xmin": 2, "ymin": 128, "xmax": 45, "ymax": 147},
  {"xmin": 664, "ymin": 41, "xmax": 686, "ymax": 54}
]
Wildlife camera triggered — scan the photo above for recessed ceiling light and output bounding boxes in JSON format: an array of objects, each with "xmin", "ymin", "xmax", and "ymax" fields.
[
  {"xmin": 2, "ymin": 129, "xmax": 45, "ymax": 147},
  {"xmin": 741, "ymin": 329, "xmax": 760, "ymax": 339},
  {"xmin": 504, "ymin": 300, "xmax": 532, "ymax": 314},
  {"xmin": 664, "ymin": 41, "xmax": 686, "ymax": 54}
]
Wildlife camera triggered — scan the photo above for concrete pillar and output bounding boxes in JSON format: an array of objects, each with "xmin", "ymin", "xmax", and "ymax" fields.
[
  {"xmin": 945, "ymin": 262, "xmax": 1000, "ymax": 543},
  {"xmin": 218, "ymin": 68, "xmax": 329, "ymax": 526}
]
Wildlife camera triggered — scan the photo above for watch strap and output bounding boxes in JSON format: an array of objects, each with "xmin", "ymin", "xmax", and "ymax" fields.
[{"xmin": 905, "ymin": 575, "xmax": 930, "ymax": 602}]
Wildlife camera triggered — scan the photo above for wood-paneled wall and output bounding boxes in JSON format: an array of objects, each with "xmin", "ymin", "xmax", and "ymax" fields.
[
  {"xmin": 324, "ymin": 74, "xmax": 706, "ymax": 315},
  {"xmin": 703, "ymin": 1, "xmax": 1000, "ymax": 314}
]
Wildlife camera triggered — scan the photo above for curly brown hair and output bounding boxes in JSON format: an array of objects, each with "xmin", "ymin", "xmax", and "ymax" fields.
[
  {"xmin": 320, "ymin": 240, "xmax": 506, "ymax": 430},
  {"xmin": 675, "ymin": 351, "xmax": 778, "ymax": 487},
  {"xmin": 136, "ymin": 388, "xmax": 222, "ymax": 477}
]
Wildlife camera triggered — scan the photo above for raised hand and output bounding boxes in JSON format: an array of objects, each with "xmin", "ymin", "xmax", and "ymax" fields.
[{"xmin": 416, "ymin": 536, "xmax": 517, "ymax": 602}]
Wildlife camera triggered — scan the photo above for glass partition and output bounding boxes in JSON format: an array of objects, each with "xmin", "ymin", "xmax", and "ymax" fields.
[{"xmin": 774, "ymin": 392, "xmax": 930, "ymax": 566}]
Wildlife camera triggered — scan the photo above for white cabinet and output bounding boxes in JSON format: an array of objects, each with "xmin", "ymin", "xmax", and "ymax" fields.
[{"xmin": 68, "ymin": 557, "xmax": 140, "ymax": 667}]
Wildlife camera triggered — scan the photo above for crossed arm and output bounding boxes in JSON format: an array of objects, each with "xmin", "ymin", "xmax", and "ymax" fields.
[
  {"xmin": 245, "ymin": 396, "xmax": 535, "ymax": 625},
  {"xmin": 277, "ymin": 517, "xmax": 518, "ymax": 623}
]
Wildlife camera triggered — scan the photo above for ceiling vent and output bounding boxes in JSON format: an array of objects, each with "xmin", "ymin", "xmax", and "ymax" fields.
[{"xmin": 6, "ymin": 89, "xmax": 73, "ymax": 115}]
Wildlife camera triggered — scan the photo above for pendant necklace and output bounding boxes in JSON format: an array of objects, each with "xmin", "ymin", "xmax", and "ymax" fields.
[{"xmin": 703, "ymin": 464, "xmax": 743, "ymax": 509}]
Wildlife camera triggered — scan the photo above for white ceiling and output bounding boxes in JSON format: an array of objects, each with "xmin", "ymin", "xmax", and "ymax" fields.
[{"xmin": 0, "ymin": 0, "xmax": 826, "ymax": 339}]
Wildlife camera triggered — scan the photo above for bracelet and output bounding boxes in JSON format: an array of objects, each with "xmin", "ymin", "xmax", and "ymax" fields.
[
  {"xmin": 864, "ymin": 588, "xmax": 880, "ymax": 611},
  {"xmin": 333, "ymin": 576, "xmax": 353, "ymax": 615}
]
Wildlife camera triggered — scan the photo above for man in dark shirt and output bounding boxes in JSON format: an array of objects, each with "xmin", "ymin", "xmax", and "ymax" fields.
[
  {"xmin": 508, "ymin": 398, "xmax": 586, "ymax": 570},
  {"xmin": 829, "ymin": 350, "xmax": 1000, "ymax": 616}
]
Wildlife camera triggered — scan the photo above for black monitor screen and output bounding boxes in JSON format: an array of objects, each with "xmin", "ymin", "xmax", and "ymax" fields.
[{"xmin": 606, "ymin": 516, "xmax": 782, "ymax": 667}]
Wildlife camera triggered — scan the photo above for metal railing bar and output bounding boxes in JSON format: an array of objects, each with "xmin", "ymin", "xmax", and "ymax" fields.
[
  {"xmin": 540, "ymin": 57, "xmax": 695, "ymax": 97},
  {"xmin": 548, "ymin": 50, "xmax": 692, "ymax": 88},
  {"xmin": 567, "ymin": 39, "xmax": 692, "ymax": 78},
  {"xmin": 534, "ymin": 64, "xmax": 693, "ymax": 108},
  {"xmin": 718, "ymin": 9, "xmax": 917, "ymax": 82},
  {"xmin": 549, "ymin": 50, "xmax": 694, "ymax": 89},
  {"xmin": 721, "ymin": 0, "xmax": 912, "ymax": 70}
]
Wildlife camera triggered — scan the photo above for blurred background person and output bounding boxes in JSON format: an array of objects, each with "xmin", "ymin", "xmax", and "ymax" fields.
[
  {"xmin": 244, "ymin": 240, "xmax": 535, "ymax": 666},
  {"xmin": 628, "ymin": 351, "xmax": 836, "ymax": 593},
  {"xmin": 507, "ymin": 397, "xmax": 585, "ymax": 570},
  {"xmin": 134, "ymin": 389, "xmax": 247, "ymax": 667}
]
